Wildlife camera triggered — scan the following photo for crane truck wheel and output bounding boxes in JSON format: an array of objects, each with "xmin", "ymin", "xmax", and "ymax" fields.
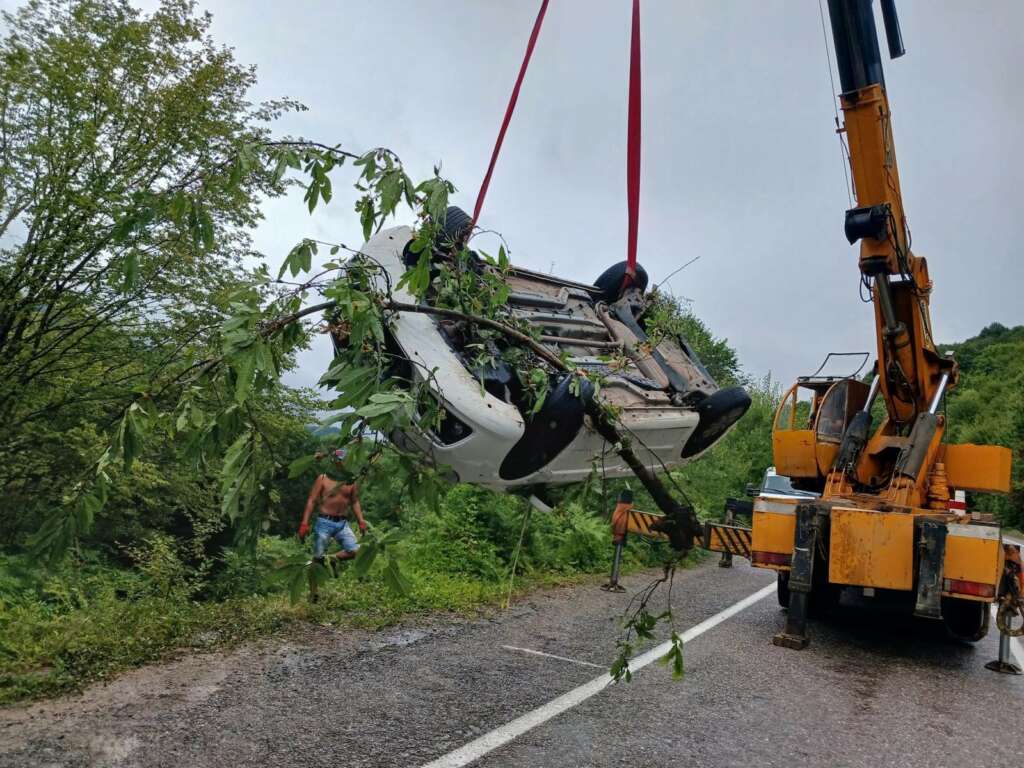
[
  {"xmin": 776, "ymin": 572, "xmax": 790, "ymax": 608},
  {"xmin": 941, "ymin": 597, "xmax": 990, "ymax": 642},
  {"xmin": 775, "ymin": 571, "xmax": 840, "ymax": 614},
  {"xmin": 807, "ymin": 582, "xmax": 842, "ymax": 618}
]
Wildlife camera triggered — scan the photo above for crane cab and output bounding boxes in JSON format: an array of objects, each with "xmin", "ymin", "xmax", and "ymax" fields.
[{"xmin": 771, "ymin": 354, "xmax": 871, "ymax": 490}]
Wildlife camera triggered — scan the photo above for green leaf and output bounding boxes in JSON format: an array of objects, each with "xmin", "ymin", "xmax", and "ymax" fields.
[
  {"xmin": 168, "ymin": 192, "xmax": 190, "ymax": 224},
  {"xmin": 659, "ymin": 634, "xmax": 685, "ymax": 680},
  {"xmin": 111, "ymin": 213, "xmax": 136, "ymax": 244},
  {"xmin": 228, "ymin": 155, "xmax": 243, "ymax": 188},
  {"xmin": 220, "ymin": 430, "xmax": 255, "ymax": 521},
  {"xmin": 79, "ymin": 492, "xmax": 102, "ymax": 528},
  {"xmin": 288, "ymin": 454, "xmax": 316, "ymax": 479},
  {"xmin": 367, "ymin": 392, "xmax": 408, "ymax": 404},
  {"xmin": 358, "ymin": 197, "xmax": 375, "ymax": 240},
  {"xmin": 310, "ymin": 559, "xmax": 332, "ymax": 589},
  {"xmin": 355, "ymin": 401, "xmax": 399, "ymax": 419},
  {"xmin": 610, "ymin": 644, "xmax": 633, "ymax": 683},
  {"xmin": 353, "ymin": 539, "xmax": 379, "ymax": 578},
  {"xmin": 121, "ymin": 251, "xmax": 138, "ymax": 292},
  {"xmin": 187, "ymin": 203, "xmax": 215, "ymax": 250},
  {"xmin": 278, "ymin": 246, "xmax": 293, "ymax": 279},
  {"xmin": 382, "ymin": 554, "xmax": 411, "ymax": 596},
  {"xmin": 272, "ymin": 152, "xmax": 289, "ymax": 184},
  {"xmin": 305, "ymin": 180, "xmax": 320, "ymax": 213},
  {"xmin": 425, "ymin": 178, "xmax": 449, "ymax": 220},
  {"xmin": 233, "ymin": 349, "xmax": 258, "ymax": 403},
  {"xmin": 288, "ymin": 563, "xmax": 307, "ymax": 605},
  {"xmin": 379, "ymin": 171, "xmax": 401, "ymax": 216},
  {"xmin": 255, "ymin": 342, "xmax": 276, "ymax": 377},
  {"xmin": 114, "ymin": 403, "xmax": 149, "ymax": 472}
]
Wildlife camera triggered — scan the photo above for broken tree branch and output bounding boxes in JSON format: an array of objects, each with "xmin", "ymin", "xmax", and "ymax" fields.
[{"xmin": 305, "ymin": 296, "xmax": 700, "ymax": 548}]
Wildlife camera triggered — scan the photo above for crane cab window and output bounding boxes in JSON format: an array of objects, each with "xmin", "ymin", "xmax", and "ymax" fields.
[
  {"xmin": 815, "ymin": 383, "xmax": 848, "ymax": 443},
  {"xmin": 774, "ymin": 387, "xmax": 815, "ymax": 432},
  {"xmin": 772, "ymin": 384, "xmax": 819, "ymax": 479},
  {"xmin": 815, "ymin": 378, "xmax": 870, "ymax": 443}
]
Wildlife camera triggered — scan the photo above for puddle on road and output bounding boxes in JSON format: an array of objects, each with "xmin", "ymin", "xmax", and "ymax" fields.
[{"xmin": 372, "ymin": 629, "xmax": 430, "ymax": 650}]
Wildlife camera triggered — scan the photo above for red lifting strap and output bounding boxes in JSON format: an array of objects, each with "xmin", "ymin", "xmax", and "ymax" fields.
[
  {"xmin": 473, "ymin": 0, "xmax": 550, "ymax": 228},
  {"xmin": 474, "ymin": 0, "xmax": 642, "ymax": 288},
  {"xmin": 624, "ymin": 0, "xmax": 642, "ymax": 285}
]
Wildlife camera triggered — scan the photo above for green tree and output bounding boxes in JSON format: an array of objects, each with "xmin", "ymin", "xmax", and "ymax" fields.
[
  {"xmin": 0, "ymin": 0, "xmax": 302, "ymax": 544},
  {"xmin": 642, "ymin": 291, "xmax": 740, "ymax": 385},
  {"xmin": 942, "ymin": 324, "xmax": 1024, "ymax": 527}
]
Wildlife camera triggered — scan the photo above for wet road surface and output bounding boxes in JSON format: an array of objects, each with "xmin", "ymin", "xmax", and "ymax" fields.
[{"xmin": 1, "ymin": 557, "xmax": 1019, "ymax": 767}]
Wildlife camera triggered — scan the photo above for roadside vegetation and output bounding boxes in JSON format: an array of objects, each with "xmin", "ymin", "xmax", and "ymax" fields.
[
  {"xmin": 0, "ymin": 284, "xmax": 763, "ymax": 704},
  {"xmin": 0, "ymin": 481, "xmax": 695, "ymax": 704},
  {"xmin": 941, "ymin": 323, "xmax": 1024, "ymax": 528}
]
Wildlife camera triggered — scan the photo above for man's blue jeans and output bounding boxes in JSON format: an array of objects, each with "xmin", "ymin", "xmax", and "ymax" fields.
[{"xmin": 313, "ymin": 517, "xmax": 359, "ymax": 558}]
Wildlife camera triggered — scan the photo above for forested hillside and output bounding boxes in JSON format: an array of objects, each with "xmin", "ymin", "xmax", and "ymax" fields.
[{"xmin": 941, "ymin": 323, "xmax": 1024, "ymax": 528}]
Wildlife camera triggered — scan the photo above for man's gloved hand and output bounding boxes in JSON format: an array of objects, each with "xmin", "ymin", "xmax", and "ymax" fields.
[
  {"xmin": 358, "ymin": 520, "xmax": 367, "ymax": 534},
  {"xmin": 298, "ymin": 521, "xmax": 310, "ymax": 541}
]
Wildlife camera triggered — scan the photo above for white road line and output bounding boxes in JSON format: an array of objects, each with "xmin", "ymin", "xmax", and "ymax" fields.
[
  {"xmin": 421, "ymin": 581, "xmax": 776, "ymax": 768},
  {"xmin": 500, "ymin": 645, "xmax": 604, "ymax": 669}
]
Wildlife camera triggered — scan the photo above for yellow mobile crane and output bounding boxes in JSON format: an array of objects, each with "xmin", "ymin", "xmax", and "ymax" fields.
[{"xmin": 745, "ymin": 0, "xmax": 1016, "ymax": 650}]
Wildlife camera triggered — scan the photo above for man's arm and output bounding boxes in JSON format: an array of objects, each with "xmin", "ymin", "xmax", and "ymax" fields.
[
  {"xmin": 299, "ymin": 476, "xmax": 323, "ymax": 539},
  {"xmin": 352, "ymin": 485, "xmax": 367, "ymax": 533}
]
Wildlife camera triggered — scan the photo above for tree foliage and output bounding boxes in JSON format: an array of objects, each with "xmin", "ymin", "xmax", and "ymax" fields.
[
  {"xmin": 941, "ymin": 323, "xmax": 1024, "ymax": 528},
  {"xmin": 642, "ymin": 291, "xmax": 740, "ymax": 385},
  {"xmin": 0, "ymin": 0, "xmax": 318, "ymax": 558}
]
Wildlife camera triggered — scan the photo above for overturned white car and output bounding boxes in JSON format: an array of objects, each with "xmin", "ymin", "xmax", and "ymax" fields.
[{"xmin": 335, "ymin": 207, "xmax": 750, "ymax": 491}]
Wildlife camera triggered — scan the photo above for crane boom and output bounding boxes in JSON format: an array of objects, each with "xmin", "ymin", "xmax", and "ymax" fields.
[{"xmin": 828, "ymin": 0, "xmax": 954, "ymax": 428}]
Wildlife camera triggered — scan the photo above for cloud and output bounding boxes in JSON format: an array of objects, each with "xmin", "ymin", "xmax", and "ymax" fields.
[{"xmin": 55, "ymin": 0, "xmax": 1024, "ymax": 389}]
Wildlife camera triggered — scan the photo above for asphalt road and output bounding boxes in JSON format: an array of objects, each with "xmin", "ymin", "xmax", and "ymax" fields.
[{"xmin": 1, "ymin": 557, "xmax": 1020, "ymax": 768}]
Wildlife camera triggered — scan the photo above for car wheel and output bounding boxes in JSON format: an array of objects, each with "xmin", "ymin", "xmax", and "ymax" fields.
[
  {"xmin": 593, "ymin": 261, "xmax": 649, "ymax": 303},
  {"xmin": 680, "ymin": 386, "xmax": 752, "ymax": 458},
  {"xmin": 440, "ymin": 205, "xmax": 474, "ymax": 246},
  {"xmin": 499, "ymin": 376, "xmax": 594, "ymax": 481}
]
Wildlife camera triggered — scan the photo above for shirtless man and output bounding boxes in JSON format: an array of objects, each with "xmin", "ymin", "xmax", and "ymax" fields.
[{"xmin": 298, "ymin": 449, "xmax": 367, "ymax": 561}]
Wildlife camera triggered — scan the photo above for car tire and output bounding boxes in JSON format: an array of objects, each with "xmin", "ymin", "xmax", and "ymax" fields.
[
  {"xmin": 499, "ymin": 376, "xmax": 595, "ymax": 481},
  {"xmin": 440, "ymin": 205, "xmax": 474, "ymax": 246},
  {"xmin": 680, "ymin": 386, "xmax": 752, "ymax": 458},
  {"xmin": 593, "ymin": 261, "xmax": 649, "ymax": 303}
]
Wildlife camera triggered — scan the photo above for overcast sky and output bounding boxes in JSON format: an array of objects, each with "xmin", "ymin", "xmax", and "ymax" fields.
[{"xmin": 25, "ymin": 0, "xmax": 1024, "ymax": 389}]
